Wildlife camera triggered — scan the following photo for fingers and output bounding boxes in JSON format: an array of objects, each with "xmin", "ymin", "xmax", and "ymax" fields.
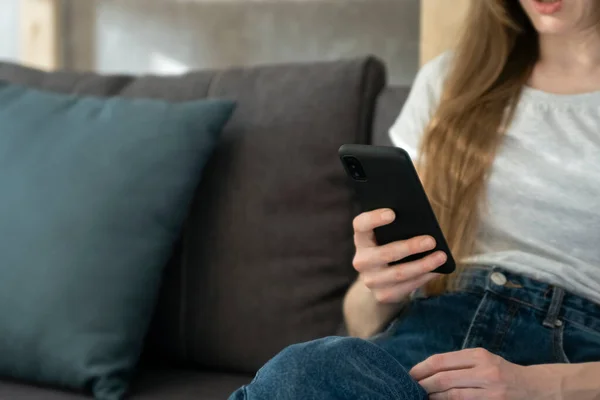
[
  {"xmin": 418, "ymin": 370, "xmax": 482, "ymax": 394},
  {"xmin": 360, "ymin": 251, "xmax": 446, "ymax": 288},
  {"xmin": 369, "ymin": 273, "xmax": 438, "ymax": 304},
  {"xmin": 354, "ymin": 230, "xmax": 377, "ymax": 249},
  {"xmin": 353, "ymin": 209, "xmax": 395, "ymax": 248},
  {"xmin": 353, "ymin": 209, "xmax": 396, "ymax": 233},
  {"xmin": 429, "ymin": 389, "xmax": 482, "ymax": 400},
  {"xmin": 353, "ymin": 235, "xmax": 437, "ymax": 272},
  {"xmin": 410, "ymin": 348, "xmax": 491, "ymax": 381}
]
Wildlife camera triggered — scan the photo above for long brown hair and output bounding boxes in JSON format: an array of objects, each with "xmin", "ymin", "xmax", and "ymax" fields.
[{"xmin": 420, "ymin": 0, "xmax": 538, "ymax": 295}]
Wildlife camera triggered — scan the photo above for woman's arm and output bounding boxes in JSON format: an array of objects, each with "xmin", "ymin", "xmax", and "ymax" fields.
[
  {"xmin": 343, "ymin": 278, "xmax": 408, "ymax": 339},
  {"xmin": 526, "ymin": 362, "xmax": 600, "ymax": 399},
  {"xmin": 343, "ymin": 54, "xmax": 451, "ymax": 340}
]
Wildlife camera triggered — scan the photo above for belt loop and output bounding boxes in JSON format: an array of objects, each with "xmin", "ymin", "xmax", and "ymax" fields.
[{"xmin": 543, "ymin": 286, "xmax": 565, "ymax": 328}]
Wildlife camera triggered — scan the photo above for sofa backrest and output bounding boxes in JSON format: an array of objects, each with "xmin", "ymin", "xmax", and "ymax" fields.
[
  {"xmin": 0, "ymin": 58, "xmax": 386, "ymax": 374},
  {"xmin": 372, "ymin": 86, "xmax": 410, "ymax": 147}
]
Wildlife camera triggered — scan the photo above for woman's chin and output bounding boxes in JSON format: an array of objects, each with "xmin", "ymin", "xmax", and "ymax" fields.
[{"xmin": 531, "ymin": 17, "xmax": 573, "ymax": 36}]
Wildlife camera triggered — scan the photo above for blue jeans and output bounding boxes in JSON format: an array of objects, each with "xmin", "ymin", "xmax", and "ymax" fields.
[{"xmin": 230, "ymin": 267, "xmax": 600, "ymax": 399}]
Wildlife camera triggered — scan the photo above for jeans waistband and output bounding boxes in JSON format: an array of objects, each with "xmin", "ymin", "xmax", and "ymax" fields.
[{"xmin": 446, "ymin": 266, "xmax": 600, "ymax": 333}]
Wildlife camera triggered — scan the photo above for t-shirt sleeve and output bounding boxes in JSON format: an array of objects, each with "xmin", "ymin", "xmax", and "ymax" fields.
[{"xmin": 389, "ymin": 52, "xmax": 451, "ymax": 160}]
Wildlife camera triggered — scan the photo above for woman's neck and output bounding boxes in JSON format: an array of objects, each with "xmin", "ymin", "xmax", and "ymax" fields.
[
  {"xmin": 530, "ymin": 29, "xmax": 600, "ymax": 94},
  {"xmin": 538, "ymin": 28, "xmax": 600, "ymax": 72}
]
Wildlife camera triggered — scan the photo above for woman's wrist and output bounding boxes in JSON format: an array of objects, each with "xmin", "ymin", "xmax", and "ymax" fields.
[
  {"xmin": 343, "ymin": 279, "xmax": 408, "ymax": 338},
  {"xmin": 523, "ymin": 362, "xmax": 600, "ymax": 400},
  {"xmin": 561, "ymin": 362, "xmax": 600, "ymax": 399}
]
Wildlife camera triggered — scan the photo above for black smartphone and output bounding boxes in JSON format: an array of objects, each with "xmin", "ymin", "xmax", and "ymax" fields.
[{"xmin": 339, "ymin": 144, "xmax": 455, "ymax": 274}]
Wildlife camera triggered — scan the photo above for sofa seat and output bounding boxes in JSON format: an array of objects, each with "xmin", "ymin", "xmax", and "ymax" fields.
[{"xmin": 0, "ymin": 369, "xmax": 252, "ymax": 400}]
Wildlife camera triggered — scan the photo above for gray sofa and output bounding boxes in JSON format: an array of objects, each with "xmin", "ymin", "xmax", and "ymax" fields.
[{"xmin": 0, "ymin": 57, "xmax": 408, "ymax": 399}]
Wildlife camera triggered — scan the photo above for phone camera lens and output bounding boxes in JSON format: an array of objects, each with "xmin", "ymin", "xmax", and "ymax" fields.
[{"xmin": 344, "ymin": 156, "xmax": 367, "ymax": 181}]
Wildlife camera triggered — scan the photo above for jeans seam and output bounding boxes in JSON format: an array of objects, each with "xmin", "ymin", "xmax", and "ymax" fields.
[
  {"xmin": 488, "ymin": 293, "xmax": 600, "ymax": 337},
  {"xmin": 461, "ymin": 292, "xmax": 490, "ymax": 349},
  {"xmin": 553, "ymin": 324, "xmax": 571, "ymax": 364},
  {"xmin": 489, "ymin": 292, "xmax": 544, "ymax": 313},
  {"xmin": 561, "ymin": 318, "xmax": 600, "ymax": 338},
  {"xmin": 490, "ymin": 301, "xmax": 519, "ymax": 353}
]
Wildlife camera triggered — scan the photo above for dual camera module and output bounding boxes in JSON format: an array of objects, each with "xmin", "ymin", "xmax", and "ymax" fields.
[{"xmin": 342, "ymin": 156, "xmax": 367, "ymax": 181}]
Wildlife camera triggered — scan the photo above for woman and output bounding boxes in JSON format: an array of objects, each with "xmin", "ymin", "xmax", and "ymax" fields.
[{"xmin": 230, "ymin": 0, "xmax": 600, "ymax": 398}]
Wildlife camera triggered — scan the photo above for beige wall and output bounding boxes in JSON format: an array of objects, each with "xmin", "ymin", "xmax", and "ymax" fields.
[
  {"xmin": 0, "ymin": 0, "xmax": 19, "ymax": 62},
  {"xmin": 67, "ymin": 0, "xmax": 419, "ymax": 85},
  {"xmin": 13, "ymin": 0, "xmax": 470, "ymax": 85},
  {"xmin": 420, "ymin": 0, "xmax": 470, "ymax": 65}
]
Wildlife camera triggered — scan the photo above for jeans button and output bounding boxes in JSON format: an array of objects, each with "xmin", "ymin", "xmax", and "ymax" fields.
[{"xmin": 490, "ymin": 272, "xmax": 507, "ymax": 286}]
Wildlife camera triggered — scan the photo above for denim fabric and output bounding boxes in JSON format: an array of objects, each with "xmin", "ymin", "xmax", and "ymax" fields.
[{"xmin": 230, "ymin": 267, "xmax": 600, "ymax": 399}]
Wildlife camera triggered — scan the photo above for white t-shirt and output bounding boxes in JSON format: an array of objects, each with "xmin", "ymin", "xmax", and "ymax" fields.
[{"xmin": 390, "ymin": 52, "xmax": 600, "ymax": 304}]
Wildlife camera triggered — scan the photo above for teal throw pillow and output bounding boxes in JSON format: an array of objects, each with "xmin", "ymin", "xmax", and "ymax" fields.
[{"xmin": 0, "ymin": 83, "xmax": 235, "ymax": 399}]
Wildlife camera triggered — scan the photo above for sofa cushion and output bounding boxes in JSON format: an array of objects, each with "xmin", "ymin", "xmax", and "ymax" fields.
[
  {"xmin": 0, "ymin": 82, "xmax": 234, "ymax": 398},
  {"xmin": 0, "ymin": 369, "xmax": 251, "ymax": 400},
  {"xmin": 0, "ymin": 380, "xmax": 88, "ymax": 400},
  {"xmin": 372, "ymin": 86, "xmax": 410, "ymax": 147},
  {"xmin": 0, "ymin": 58, "xmax": 386, "ymax": 373},
  {"xmin": 130, "ymin": 369, "xmax": 251, "ymax": 400}
]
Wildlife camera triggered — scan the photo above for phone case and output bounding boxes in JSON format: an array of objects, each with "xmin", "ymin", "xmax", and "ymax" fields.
[{"xmin": 339, "ymin": 144, "xmax": 455, "ymax": 274}]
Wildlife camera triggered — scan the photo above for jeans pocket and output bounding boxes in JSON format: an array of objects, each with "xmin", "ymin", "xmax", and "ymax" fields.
[
  {"xmin": 369, "ymin": 301, "xmax": 412, "ymax": 342},
  {"xmin": 559, "ymin": 321, "xmax": 600, "ymax": 364},
  {"xmin": 369, "ymin": 316, "xmax": 403, "ymax": 342}
]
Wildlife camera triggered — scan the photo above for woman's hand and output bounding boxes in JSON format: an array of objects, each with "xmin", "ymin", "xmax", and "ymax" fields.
[
  {"xmin": 352, "ymin": 208, "xmax": 447, "ymax": 305},
  {"xmin": 410, "ymin": 348, "xmax": 572, "ymax": 400},
  {"xmin": 343, "ymin": 208, "xmax": 448, "ymax": 338}
]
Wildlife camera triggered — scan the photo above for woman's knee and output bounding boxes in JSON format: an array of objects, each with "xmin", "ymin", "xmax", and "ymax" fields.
[
  {"xmin": 238, "ymin": 336, "xmax": 426, "ymax": 399},
  {"xmin": 254, "ymin": 336, "xmax": 357, "ymax": 380},
  {"xmin": 229, "ymin": 337, "xmax": 355, "ymax": 399}
]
